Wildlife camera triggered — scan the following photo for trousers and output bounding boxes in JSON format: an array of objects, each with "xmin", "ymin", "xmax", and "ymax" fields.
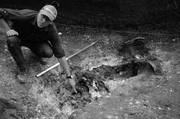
[{"xmin": 7, "ymin": 35, "xmax": 54, "ymax": 71}]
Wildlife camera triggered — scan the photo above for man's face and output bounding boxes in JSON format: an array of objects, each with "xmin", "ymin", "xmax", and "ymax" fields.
[{"xmin": 37, "ymin": 13, "xmax": 52, "ymax": 28}]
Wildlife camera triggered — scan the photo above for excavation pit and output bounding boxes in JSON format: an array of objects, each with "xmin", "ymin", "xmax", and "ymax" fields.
[{"xmin": 36, "ymin": 35, "xmax": 163, "ymax": 119}]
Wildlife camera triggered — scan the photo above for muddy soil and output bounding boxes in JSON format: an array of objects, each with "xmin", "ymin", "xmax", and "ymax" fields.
[{"xmin": 0, "ymin": 25, "xmax": 180, "ymax": 119}]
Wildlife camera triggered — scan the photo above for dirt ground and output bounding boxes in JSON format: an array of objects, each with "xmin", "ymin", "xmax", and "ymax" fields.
[{"xmin": 0, "ymin": 25, "xmax": 180, "ymax": 119}]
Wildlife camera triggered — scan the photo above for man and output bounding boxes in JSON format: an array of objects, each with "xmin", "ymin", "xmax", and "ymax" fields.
[{"xmin": 0, "ymin": 5, "xmax": 76, "ymax": 92}]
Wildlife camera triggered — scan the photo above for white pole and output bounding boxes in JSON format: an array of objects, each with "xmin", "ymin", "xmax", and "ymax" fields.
[{"xmin": 36, "ymin": 40, "xmax": 98, "ymax": 77}]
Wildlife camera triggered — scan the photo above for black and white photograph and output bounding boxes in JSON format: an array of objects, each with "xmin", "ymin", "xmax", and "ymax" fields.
[{"xmin": 0, "ymin": 0, "xmax": 180, "ymax": 118}]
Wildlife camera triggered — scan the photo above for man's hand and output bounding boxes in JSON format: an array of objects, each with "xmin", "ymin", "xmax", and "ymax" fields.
[
  {"xmin": 67, "ymin": 75, "xmax": 77, "ymax": 93},
  {"xmin": 6, "ymin": 29, "xmax": 18, "ymax": 37}
]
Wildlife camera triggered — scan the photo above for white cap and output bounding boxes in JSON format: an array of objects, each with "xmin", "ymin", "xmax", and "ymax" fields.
[{"xmin": 40, "ymin": 5, "xmax": 57, "ymax": 21}]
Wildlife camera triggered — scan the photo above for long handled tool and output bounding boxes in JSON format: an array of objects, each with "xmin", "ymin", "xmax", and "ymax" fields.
[{"xmin": 36, "ymin": 40, "xmax": 98, "ymax": 77}]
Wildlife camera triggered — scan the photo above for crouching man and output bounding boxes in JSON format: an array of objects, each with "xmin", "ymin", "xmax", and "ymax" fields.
[{"xmin": 0, "ymin": 5, "xmax": 76, "ymax": 92}]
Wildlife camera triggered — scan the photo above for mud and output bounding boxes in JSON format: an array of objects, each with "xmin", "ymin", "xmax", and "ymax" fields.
[{"xmin": 0, "ymin": 26, "xmax": 180, "ymax": 119}]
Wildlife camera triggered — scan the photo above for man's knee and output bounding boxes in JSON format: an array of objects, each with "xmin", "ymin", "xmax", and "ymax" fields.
[
  {"xmin": 54, "ymin": 50, "xmax": 65, "ymax": 58},
  {"xmin": 6, "ymin": 36, "xmax": 20, "ymax": 48},
  {"xmin": 37, "ymin": 47, "xmax": 53, "ymax": 58},
  {"xmin": 43, "ymin": 48, "xmax": 53, "ymax": 58}
]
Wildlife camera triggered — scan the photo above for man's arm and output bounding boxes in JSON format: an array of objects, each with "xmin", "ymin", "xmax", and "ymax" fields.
[
  {"xmin": 48, "ymin": 23, "xmax": 77, "ymax": 92},
  {"xmin": 57, "ymin": 57, "xmax": 71, "ymax": 77},
  {"xmin": 0, "ymin": 8, "xmax": 35, "ymax": 36},
  {"xmin": 0, "ymin": 8, "xmax": 37, "ymax": 20},
  {"xmin": 57, "ymin": 57, "xmax": 77, "ymax": 93},
  {"xmin": 0, "ymin": 9, "xmax": 12, "ymax": 34}
]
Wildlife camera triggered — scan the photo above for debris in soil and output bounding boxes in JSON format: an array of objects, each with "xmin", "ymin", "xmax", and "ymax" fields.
[
  {"xmin": 0, "ymin": 97, "xmax": 23, "ymax": 119},
  {"xmin": 117, "ymin": 36, "xmax": 149, "ymax": 59},
  {"xmin": 36, "ymin": 36, "xmax": 164, "ymax": 118},
  {"xmin": 0, "ymin": 98, "xmax": 20, "ymax": 111},
  {"xmin": 116, "ymin": 36, "xmax": 163, "ymax": 76},
  {"xmin": 43, "ymin": 66, "xmax": 112, "ymax": 111}
]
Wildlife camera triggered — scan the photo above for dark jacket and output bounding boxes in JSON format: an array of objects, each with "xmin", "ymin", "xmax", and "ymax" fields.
[{"xmin": 0, "ymin": 8, "xmax": 65, "ymax": 58}]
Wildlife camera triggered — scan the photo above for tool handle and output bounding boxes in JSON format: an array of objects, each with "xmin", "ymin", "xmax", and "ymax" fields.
[{"xmin": 36, "ymin": 40, "xmax": 98, "ymax": 77}]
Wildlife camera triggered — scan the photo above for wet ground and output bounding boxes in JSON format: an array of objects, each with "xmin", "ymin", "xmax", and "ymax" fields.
[{"xmin": 0, "ymin": 25, "xmax": 180, "ymax": 119}]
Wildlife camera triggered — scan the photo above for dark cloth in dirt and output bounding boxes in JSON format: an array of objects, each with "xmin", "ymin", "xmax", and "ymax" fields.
[{"xmin": 0, "ymin": 8, "xmax": 65, "ymax": 58}]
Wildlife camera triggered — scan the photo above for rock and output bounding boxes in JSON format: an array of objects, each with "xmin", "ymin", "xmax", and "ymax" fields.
[
  {"xmin": 0, "ymin": 98, "xmax": 20, "ymax": 111},
  {"xmin": 0, "ymin": 98, "xmax": 22, "ymax": 119},
  {"xmin": 55, "ymin": 113, "xmax": 67, "ymax": 119},
  {"xmin": 68, "ymin": 110, "xmax": 88, "ymax": 119}
]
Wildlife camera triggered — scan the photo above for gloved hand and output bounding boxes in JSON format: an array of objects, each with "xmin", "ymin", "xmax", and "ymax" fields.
[
  {"xmin": 67, "ymin": 75, "xmax": 77, "ymax": 93},
  {"xmin": 6, "ymin": 29, "xmax": 19, "ymax": 37}
]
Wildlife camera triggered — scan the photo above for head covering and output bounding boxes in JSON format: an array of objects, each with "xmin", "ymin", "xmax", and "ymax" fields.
[{"xmin": 40, "ymin": 5, "xmax": 57, "ymax": 21}]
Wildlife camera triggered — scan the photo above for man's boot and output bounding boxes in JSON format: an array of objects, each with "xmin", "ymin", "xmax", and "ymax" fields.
[
  {"xmin": 7, "ymin": 36, "xmax": 29, "ymax": 83},
  {"xmin": 16, "ymin": 65, "xmax": 29, "ymax": 84}
]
